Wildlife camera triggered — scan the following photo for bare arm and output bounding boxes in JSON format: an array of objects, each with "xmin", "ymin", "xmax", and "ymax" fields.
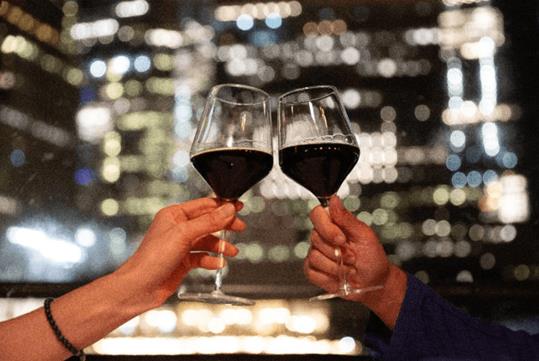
[{"xmin": 0, "ymin": 198, "xmax": 244, "ymax": 361}]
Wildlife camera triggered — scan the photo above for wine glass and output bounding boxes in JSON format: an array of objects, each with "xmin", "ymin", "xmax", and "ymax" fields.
[
  {"xmin": 278, "ymin": 85, "xmax": 383, "ymax": 301},
  {"xmin": 179, "ymin": 84, "xmax": 273, "ymax": 305}
]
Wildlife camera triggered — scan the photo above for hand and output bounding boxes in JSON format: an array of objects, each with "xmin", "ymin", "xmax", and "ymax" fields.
[
  {"xmin": 304, "ymin": 195, "xmax": 391, "ymax": 302},
  {"xmin": 116, "ymin": 198, "xmax": 245, "ymax": 306},
  {"xmin": 0, "ymin": 198, "xmax": 246, "ymax": 361}
]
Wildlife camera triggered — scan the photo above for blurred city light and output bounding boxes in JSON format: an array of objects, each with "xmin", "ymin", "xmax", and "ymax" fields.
[
  {"xmin": 89, "ymin": 59, "xmax": 107, "ymax": 78},
  {"xmin": 75, "ymin": 227, "xmax": 97, "ymax": 248},
  {"xmin": 0, "ymin": 195, "xmax": 20, "ymax": 216},
  {"xmin": 265, "ymin": 13, "xmax": 282, "ymax": 29},
  {"xmin": 115, "ymin": 0, "xmax": 150, "ymax": 18},
  {"xmin": 134, "ymin": 55, "xmax": 151, "ymax": 72},
  {"xmin": 7, "ymin": 226, "xmax": 83, "ymax": 264},
  {"xmin": 76, "ymin": 106, "xmax": 113, "ymax": 144},
  {"xmin": 109, "ymin": 55, "xmax": 131, "ymax": 75},
  {"xmin": 92, "ymin": 336, "xmax": 358, "ymax": 355},
  {"xmin": 481, "ymin": 122, "xmax": 500, "ymax": 157},
  {"xmin": 0, "ymin": 0, "xmax": 536, "ymax": 338},
  {"xmin": 70, "ymin": 19, "xmax": 119, "ymax": 40},
  {"xmin": 236, "ymin": 14, "xmax": 254, "ymax": 31},
  {"xmin": 144, "ymin": 29, "xmax": 183, "ymax": 48},
  {"xmin": 498, "ymin": 174, "xmax": 529, "ymax": 223}
]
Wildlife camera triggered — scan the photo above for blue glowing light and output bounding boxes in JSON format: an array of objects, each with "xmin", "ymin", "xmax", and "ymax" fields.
[
  {"xmin": 483, "ymin": 170, "xmax": 498, "ymax": 185},
  {"xmin": 75, "ymin": 168, "xmax": 95, "ymax": 186},
  {"xmin": 236, "ymin": 14, "xmax": 254, "ymax": 31},
  {"xmin": 10, "ymin": 149, "xmax": 25, "ymax": 167},
  {"xmin": 502, "ymin": 152, "xmax": 518, "ymax": 169},
  {"xmin": 80, "ymin": 86, "xmax": 97, "ymax": 103},
  {"xmin": 449, "ymin": 130, "xmax": 466, "ymax": 151},
  {"xmin": 446, "ymin": 154, "xmax": 461, "ymax": 171},
  {"xmin": 134, "ymin": 55, "xmax": 151, "ymax": 72},
  {"xmin": 251, "ymin": 30, "xmax": 277, "ymax": 46},
  {"xmin": 89, "ymin": 59, "xmax": 107, "ymax": 78},
  {"xmin": 174, "ymin": 122, "xmax": 193, "ymax": 139},
  {"xmin": 171, "ymin": 167, "xmax": 189, "ymax": 183},
  {"xmin": 451, "ymin": 172, "xmax": 467, "ymax": 188},
  {"xmin": 265, "ymin": 13, "xmax": 282, "ymax": 29},
  {"xmin": 467, "ymin": 171, "xmax": 482, "ymax": 188}
]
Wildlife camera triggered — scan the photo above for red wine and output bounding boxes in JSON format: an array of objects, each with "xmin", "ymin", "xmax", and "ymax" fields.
[
  {"xmin": 192, "ymin": 148, "xmax": 273, "ymax": 200},
  {"xmin": 279, "ymin": 143, "xmax": 359, "ymax": 205}
]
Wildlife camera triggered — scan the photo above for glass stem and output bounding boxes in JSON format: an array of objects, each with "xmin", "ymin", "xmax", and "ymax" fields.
[
  {"xmin": 322, "ymin": 204, "xmax": 350, "ymax": 295},
  {"xmin": 337, "ymin": 246, "xmax": 350, "ymax": 295},
  {"xmin": 213, "ymin": 229, "xmax": 228, "ymax": 294}
]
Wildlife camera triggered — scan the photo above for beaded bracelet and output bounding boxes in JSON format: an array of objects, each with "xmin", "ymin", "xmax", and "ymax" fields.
[{"xmin": 44, "ymin": 298, "xmax": 86, "ymax": 361}]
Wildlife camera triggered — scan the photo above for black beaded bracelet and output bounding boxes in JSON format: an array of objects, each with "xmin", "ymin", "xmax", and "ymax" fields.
[{"xmin": 44, "ymin": 298, "xmax": 86, "ymax": 361}]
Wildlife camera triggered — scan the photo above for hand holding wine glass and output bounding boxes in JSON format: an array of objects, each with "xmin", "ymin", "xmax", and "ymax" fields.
[
  {"xmin": 278, "ymin": 85, "xmax": 382, "ymax": 300},
  {"xmin": 179, "ymin": 84, "xmax": 273, "ymax": 305},
  {"xmin": 305, "ymin": 196, "xmax": 391, "ymax": 303}
]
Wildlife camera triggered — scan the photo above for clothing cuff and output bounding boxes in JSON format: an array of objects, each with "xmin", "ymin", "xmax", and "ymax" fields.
[{"xmin": 385, "ymin": 273, "xmax": 428, "ymax": 357}]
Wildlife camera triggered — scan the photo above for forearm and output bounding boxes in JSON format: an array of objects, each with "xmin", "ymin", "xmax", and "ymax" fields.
[
  {"xmin": 0, "ymin": 270, "xmax": 158, "ymax": 361},
  {"xmin": 360, "ymin": 264, "xmax": 407, "ymax": 330}
]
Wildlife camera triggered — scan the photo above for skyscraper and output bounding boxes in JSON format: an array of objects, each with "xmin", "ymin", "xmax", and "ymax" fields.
[
  {"xmin": 71, "ymin": 0, "xmax": 216, "ymax": 238},
  {"xmin": 0, "ymin": 0, "xmax": 82, "ymax": 280},
  {"xmin": 205, "ymin": 0, "xmax": 536, "ymax": 295}
]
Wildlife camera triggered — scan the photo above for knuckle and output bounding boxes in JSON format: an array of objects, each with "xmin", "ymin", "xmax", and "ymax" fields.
[
  {"xmin": 310, "ymin": 249, "xmax": 321, "ymax": 262},
  {"xmin": 155, "ymin": 207, "xmax": 171, "ymax": 219}
]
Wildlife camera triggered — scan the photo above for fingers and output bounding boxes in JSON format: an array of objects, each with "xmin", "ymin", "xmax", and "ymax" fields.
[
  {"xmin": 192, "ymin": 235, "xmax": 238, "ymax": 257},
  {"xmin": 179, "ymin": 203, "xmax": 237, "ymax": 240},
  {"xmin": 303, "ymin": 261, "xmax": 338, "ymax": 293},
  {"xmin": 159, "ymin": 198, "xmax": 220, "ymax": 223},
  {"xmin": 309, "ymin": 205, "xmax": 346, "ymax": 246},
  {"xmin": 311, "ymin": 231, "xmax": 340, "ymax": 262},
  {"xmin": 227, "ymin": 216, "xmax": 246, "ymax": 232},
  {"xmin": 159, "ymin": 198, "xmax": 244, "ymax": 223},
  {"xmin": 183, "ymin": 199, "xmax": 243, "ymax": 219},
  {"xmin": 307, "ymin": 248, "xmax": 340, "ymax": 276},
  {"xmin": 189, "ymin": 253, "xmax": 228, "ymax": 270},
  {"xmin": 328, "ymin": 196, "xmax": 377, "ymax": 241}
]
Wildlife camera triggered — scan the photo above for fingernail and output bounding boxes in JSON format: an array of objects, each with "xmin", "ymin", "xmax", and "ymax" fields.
[
  {"xmin": 335, "ymin": 235, "xmax": 346, "ymax": 244},
  {"xmin": 235, "ymin": 201, "xmax": 244, "ymax": 211}
]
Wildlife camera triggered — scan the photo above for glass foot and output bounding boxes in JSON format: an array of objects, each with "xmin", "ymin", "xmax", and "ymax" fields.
[
  {"xmin": 309, "ymin": 285, "xmax": 383, "ymax": 301},
  {"xmin": 178, "ymin": 290, "xmax": 256, "ymax": 306}
]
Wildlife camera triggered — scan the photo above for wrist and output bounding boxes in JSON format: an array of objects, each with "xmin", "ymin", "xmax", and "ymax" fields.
[
  {"xmin": 108, "ymin": 266, "xmax": 164, "ymax": 314},
  {"xmin": 360, "ymin": 264, "xmax": 407, "ymax": 329}
]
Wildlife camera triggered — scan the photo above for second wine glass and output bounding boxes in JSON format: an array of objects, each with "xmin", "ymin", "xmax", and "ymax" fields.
[
  {"xmin": 278, "ymin": 85, "xmax": 383, "ymax": 301},
  {"xmin": 179, "ymin": 84, "xmax": 273, "ymax": 306}
]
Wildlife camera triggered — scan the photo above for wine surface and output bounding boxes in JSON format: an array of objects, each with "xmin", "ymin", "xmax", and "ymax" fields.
[
  {"xmin": 192, "ymin": 148, "xmax": 273, "ymax": 200},
  {"xmin": 279, "ymin": 143, "xmax": 359, "ymax": 201}
]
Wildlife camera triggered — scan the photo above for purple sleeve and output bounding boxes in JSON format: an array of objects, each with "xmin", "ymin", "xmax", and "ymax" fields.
[{"xmin": 377, "ymin": 275, "xmax": 539, "ymax": 361}]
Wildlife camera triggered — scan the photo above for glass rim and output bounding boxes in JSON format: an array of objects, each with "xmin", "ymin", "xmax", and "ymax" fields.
[
  {"xmin": 210, "ymin": 83, "xmax": 270, "ymax": 106},
  {"xmin": 190, "ymin": 143, "xmax": 273, "ymax": 158},
  {"xmin": 278, "ymin": 85, "xmax": 339, "ymax": 105}
]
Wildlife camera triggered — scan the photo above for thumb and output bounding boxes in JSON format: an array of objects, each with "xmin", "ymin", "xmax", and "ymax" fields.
[
  {"xmin": 179, "ymin": 203, "xmax": 236, "ymax": 241},
  {"xmin": 329, "ymin": 196, "xmax": 376, "ymax": 241}
]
